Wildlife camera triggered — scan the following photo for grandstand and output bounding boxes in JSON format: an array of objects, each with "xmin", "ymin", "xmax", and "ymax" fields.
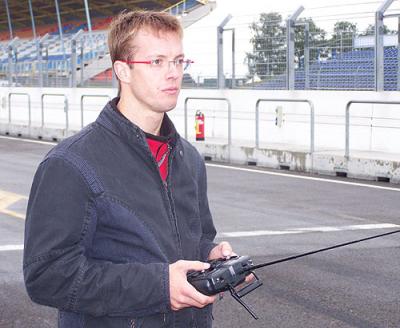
[
  {"xmin": 0, "ymin": 0, "xmax": 214, "ymax": 87},
  {"xmin": 258, "ymin": 47, "xmax": 399, "ymax": 91}
]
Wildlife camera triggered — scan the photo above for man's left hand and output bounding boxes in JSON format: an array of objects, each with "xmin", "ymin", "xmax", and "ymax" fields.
[
  {"xmin": 208, "ymin": 241, "xmax": 254, "ymax": 284},
  {"xmin": 208, "ymin": 241, "xmax": 234, "ymax": 260}
]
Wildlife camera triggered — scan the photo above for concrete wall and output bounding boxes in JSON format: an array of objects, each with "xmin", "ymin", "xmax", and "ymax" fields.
[{"xmin": 1, "ymin": 87, "xmax": 400, "ymax": 182}]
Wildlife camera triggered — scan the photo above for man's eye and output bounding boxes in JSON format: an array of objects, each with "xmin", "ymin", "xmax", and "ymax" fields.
[
  {"xmin": 151, "ymin": 59, "xmax": 163, "ymax": 66},
  {"xmin": 177, "ymin": 58, "xmax": 185, "ymax": 65}
]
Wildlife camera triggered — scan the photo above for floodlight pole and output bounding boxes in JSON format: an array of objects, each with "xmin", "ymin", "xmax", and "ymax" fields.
[
  {"xmin": 4, "ymin": 0, "xmax": 13, "ymax": 40},
  {"xmin": 286, "ymin": 6, "xmax": 304, "ymax": 90},
  {"xmin": 217, "ymin": 14, "xmax": 232, "ymax": 89},
  {"xmin": 375, "ymin": 0, "xmax": 394, "ymax": 91}
]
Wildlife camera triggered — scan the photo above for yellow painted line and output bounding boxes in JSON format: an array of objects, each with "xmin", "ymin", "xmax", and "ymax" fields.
[{"xmin": 0, "ymin": 189, "xmax": 27, "ymax": 220}]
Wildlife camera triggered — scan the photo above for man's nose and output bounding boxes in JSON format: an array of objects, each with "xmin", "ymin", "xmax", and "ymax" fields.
[{"xmin": 166, "ymin": 62, "xmax": 180, "ymax": 78}]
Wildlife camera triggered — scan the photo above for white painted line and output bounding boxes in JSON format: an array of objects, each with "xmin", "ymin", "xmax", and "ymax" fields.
[
  {"xmin": 0, "ymin": 244, "xmax": 24, "ymax": 252},
  {"xmin": 0, "ymin": 135, "xmax": 57, "ymax": 145},
  {"xmin": 206, "ymin": 163, "xmax": 400, "ymax": 192},
  {"xmin": 219, "ymin": 223, "xmax": 400, "ymax": 238}
]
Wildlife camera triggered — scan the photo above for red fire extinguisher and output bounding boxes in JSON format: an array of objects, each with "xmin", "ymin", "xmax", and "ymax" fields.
[{"xmin": 195, "ymin": 110, "xmax": 205, "ymax": 141}]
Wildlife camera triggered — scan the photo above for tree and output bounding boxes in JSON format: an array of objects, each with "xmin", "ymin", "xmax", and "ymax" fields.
[
  {"xmin": 329, "ymin": 21, "xmax": 358, "ymax": 54},
  {"xmin": 360, "ymin": 24, "xmax": 397, "ymax": 36},
  {"xmin": 295, "ymin": 17, "xmax": 327, "ymax": 63},
  {"xmin": 246, "ymin": 13, "xmax": 327, "ymax": 79},
  {"xmin": 246, "ymin": 12, "xmax": 286, "ymax": 79}
]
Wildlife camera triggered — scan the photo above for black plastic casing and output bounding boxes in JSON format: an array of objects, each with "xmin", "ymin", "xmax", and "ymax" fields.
[{"xmin": 187, "ymin": 256, "xmax": 253, "ymax": 296}]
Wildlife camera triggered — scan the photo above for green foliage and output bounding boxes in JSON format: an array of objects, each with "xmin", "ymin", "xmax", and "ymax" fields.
[
  {"xmin": 246, "ymin": 13, "xmax": 327, "ymax": 79},
  {"xmin": 360, "ymin": 24, "xmax": 397, "ymax": 36},
  {"xmin": 246, "ymin": 12, "xmax": 285, "ymax": 79}
]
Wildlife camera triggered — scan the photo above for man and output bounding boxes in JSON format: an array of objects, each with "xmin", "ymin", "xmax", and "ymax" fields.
[{"xmin": 23, "ymin": 10, "xmax": 236, "ymax": 328}]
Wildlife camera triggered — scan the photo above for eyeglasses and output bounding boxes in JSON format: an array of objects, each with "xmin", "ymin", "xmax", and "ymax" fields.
[{"xmin": 120, "ymin": 58, "xmax": 194, "ymax": 71}]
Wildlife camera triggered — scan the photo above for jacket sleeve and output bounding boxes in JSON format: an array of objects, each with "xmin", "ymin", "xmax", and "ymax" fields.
[
  {"xmin": 196, "ymin": 156, "xmax": 217, "ymax": 261},
  {"xmin": 23, "ymin": 156, "xmax": 170, "ymax": 317}
]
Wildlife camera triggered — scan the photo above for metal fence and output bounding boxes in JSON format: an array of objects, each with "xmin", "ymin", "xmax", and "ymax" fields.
[{"xmin": 0, "ymin": 0, "xmax": 399, "ymax": 91}]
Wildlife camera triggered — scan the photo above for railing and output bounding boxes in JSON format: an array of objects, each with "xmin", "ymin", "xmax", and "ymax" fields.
[
  {"xmin": 184, "ymin": 96, "xmax": 231, "ymax": 160},
  {"xmin": 8, "ymin": 93, "xmax": 31, "ymax": 128},
  {"xmin": 165, "ymin": 0, "xmax": 206, "ymax": 15},
  {"xmin": 80, "ymin": 94, "xmax": 110, "ymax": 128},
  {"xmin": 345, "ymin": 100, "xmax": 400, "ymax": 158},
  {"xmin": 255, "ymin": 98, "xmax": 315, "ymax": 154},
  {"xmin": 41, "ymin": 93, "xmax": 69, "ymax": 133}
]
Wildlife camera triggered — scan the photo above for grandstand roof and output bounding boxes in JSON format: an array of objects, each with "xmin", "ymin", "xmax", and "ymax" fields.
[{"xmin": 0, "ymin": 0, "xmax": 181, "ymax": 34}]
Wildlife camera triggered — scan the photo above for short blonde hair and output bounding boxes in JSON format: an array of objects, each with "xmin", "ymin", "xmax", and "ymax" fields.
[{"xmin": 108, "ymin": 10, "xmax": 183, "ymax": 64}]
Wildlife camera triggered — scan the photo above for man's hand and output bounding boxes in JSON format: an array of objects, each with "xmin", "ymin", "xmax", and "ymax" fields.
[
  {"xmin": 208, "ymin": 241, "xmax": 254, "ymax": 284},
  {"xmin": 169, "ymin": 260, "xmax": 216, "ymax": 311}
]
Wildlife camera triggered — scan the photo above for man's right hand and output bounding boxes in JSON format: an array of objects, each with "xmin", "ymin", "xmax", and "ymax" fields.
[{"xmin": 169, "ymin": 260, "xmax": 216, "ymax": 311}]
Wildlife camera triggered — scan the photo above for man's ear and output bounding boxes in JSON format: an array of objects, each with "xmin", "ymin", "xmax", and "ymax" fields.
[{"xmin": 113, "ymin": 61, "xmax": 131, "ymax": 83}]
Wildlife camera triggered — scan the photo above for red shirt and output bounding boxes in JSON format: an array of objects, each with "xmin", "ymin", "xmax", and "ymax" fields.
[{"xmin": 146, "ymin": 137, "xmax": 170, "ymax": 182}]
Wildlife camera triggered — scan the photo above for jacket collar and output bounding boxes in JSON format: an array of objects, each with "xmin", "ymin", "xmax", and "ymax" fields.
[{"xmin": 96, "ymin": 97, "xmax": 179, "ymax": 147}]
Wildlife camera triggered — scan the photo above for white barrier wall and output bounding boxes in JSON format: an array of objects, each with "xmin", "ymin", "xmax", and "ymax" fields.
[{"xmin": 1, "ymin": 87, "xmax": 399, "ymax": 155}]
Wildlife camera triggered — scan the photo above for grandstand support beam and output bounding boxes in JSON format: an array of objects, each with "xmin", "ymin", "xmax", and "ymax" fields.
[
  {"xmin": 54, "ymin": 0, "xmax": 66, "ymax": 61},
  {"xmin": 375, "ymin": 0, "xmax": 394, "ymax": 91},
  {"xmin": 28, "ymin": 0, "xmax": 41, "ymax": 87},
  {"xmin": 217, "ymin": 14, "xmax": 232, "ymax": 89},
  {"xmin": 286, "ymin": 6, "xmax": 304, "ymax": 90},
  {"xmin": 28, "ymin": 0, "xmax": 37, "ymax": 40},
  {"xmin": 83, "ymin": 0, "xmax": 94, "ymax": 51},
  {"xmin": 4, "ymin": 0, "xmax": 13, "ymax": 40}
]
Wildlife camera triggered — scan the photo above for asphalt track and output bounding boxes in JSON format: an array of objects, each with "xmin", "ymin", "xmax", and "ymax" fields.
[{"xmin": 0, "ymin": 136, "xmax": 399, "ymax": 328}]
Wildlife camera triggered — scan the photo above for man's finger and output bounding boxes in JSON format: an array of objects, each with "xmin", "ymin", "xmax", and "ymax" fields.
[
  {"xmin": 180, "ymin": 260, "xmax": 210, "ymax": 273},
  {"xmin": 220, "ymin": 241, "xmax": 233, "ymax": 257}
]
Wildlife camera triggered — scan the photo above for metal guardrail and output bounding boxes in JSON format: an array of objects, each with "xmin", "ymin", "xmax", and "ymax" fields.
[
  {"xmin": 184, "ymin": 97, "xmax": 232, "ymax": 160},
  {"xmin": 41, "ymin": 93, "xmax": 69, "ymax": 133},
  {"xmin": 80, "ymin": 94, "xmax": 111, "ymax": 128},
  {"xmin": 8, "ymin": 92, "xmax": 31, "ymax": 128},
  {"xmin": 255, "ymin": 98, "xmax": 315, "ymax": 154},
  {"xmin": 345, "ymin": 100, "xmax": 400, "ymax": 158}
]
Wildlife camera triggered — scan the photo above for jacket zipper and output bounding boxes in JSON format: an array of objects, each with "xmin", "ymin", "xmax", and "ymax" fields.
[
  {"xmin": 164, "ymin": 144, "xmax": 183, "ymax": 257},
  {"xmin": 143, "ymin": 139, "xmax": 183, "ymax": 258}
]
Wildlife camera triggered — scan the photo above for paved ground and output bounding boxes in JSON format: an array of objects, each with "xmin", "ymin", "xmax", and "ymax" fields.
[{"xmin": 0, "ymin": 136, "xmax": 399, "ymax": 328}]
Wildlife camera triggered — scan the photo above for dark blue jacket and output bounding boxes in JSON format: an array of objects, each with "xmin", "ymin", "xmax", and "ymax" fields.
[{"xmin": 23, "ymin": 98, "xmax": 217, "ymax": 327}]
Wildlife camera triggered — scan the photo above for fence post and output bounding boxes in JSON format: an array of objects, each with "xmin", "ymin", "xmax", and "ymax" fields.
[
  {"xmin": 286, "ymin": 6, "xmax": 304, "ymax": 90},
  {"xmin": 217, "ymin": 15, "xmax": 232, "ymax": 89},
  {"xmin": 375, "ymin": 0, "xmax": 395, "ymax": 91}
]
